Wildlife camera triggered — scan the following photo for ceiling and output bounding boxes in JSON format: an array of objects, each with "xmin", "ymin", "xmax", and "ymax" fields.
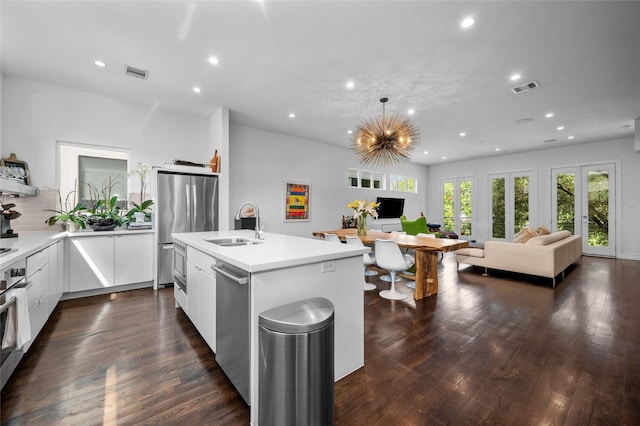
[{"xmin": 2, "ymin": 1, "xmax": 639, "ymax": 165}]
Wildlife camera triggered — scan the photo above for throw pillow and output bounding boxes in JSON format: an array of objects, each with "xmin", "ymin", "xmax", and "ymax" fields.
[
  {"xmin": 513, "ymin": 227, "xmax": 536, "ymax": 244},
  {"xmin": 536, "ymin": 226, "xmax": 551, "ymax": 235}
]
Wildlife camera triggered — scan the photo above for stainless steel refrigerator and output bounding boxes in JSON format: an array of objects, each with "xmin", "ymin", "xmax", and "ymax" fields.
[{"xmin": 156, "ymin": 170, "xmax": 219, "ymax": 286}]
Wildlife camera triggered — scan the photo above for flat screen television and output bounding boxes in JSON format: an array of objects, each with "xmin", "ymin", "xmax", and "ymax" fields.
[{"xmin": 376, "ymin": 197, "xmax": 405, "ymax": 219}]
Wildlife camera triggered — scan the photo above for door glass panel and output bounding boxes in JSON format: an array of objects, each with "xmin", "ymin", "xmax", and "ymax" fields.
[
  {"xmin": 556, "ymin": 172, "xmax": 576, "ymax": 233},
  {"xmin": 443, "ymin": 182, "xmax": 454, "ymax": 231},
  {"xmin": 460, "ymin": 180, "xmax": 472, "ymax": 236},
  {"xmin": 492, "ymin": 177, "xmax": 505, "ymax": 238},
  {"xmin": 513, "ymin": 176, "xmax": 530, "ymax": 233},
  {"xmin": 588, "ymin": 169, "xmax": 609, "ymax": 247}
]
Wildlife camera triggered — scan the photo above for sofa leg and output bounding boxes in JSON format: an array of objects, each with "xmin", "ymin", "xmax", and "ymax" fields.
[
  {"xmin": 553, "ymin": 277, "xmax": 556, "ymax": 288},
  {"xmin": 482, "ymin": 267, "xmax": 488, "ymax": 277},
  {"xmin": 456, "ymin": 262, "xmax": 459, "ymax": 270}
]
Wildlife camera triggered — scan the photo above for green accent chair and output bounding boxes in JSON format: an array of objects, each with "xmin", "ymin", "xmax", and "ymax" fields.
[{"xmin": 400, "ymin": 215, "xmax": 430, "ymax": 236}]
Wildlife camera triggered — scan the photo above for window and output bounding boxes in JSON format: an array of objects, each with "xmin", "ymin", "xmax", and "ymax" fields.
[
  {"xmin": 489, "ymin": 171, "xmax": 535, "ymax": 240},
  {"xmin": 442, "ymin": 178, "xmax": 474, "ymax": 237},
  {"xmin": 389, "ymin": 174, "xmax": 418, "ymax": 193},
  {"xmin": 58, "ymin": 142, "xmax": 129, "ymax": 208},
  {"xmin": 347, "ymin": 168, "xmax": 385, "ymax": 190}
]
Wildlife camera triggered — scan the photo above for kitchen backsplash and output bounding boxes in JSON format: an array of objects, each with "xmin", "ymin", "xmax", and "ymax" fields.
[
  {"xmin": 2, "ymin": 190, "xmax": 145, "ymax": 232},
  {"xmin": 2, "ymin": 189, "xmax": 58, "ymax": 232}
]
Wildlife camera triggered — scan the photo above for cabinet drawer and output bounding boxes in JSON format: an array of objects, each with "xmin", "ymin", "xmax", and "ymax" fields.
[
  {"xmin": 187, "ymin": 246, "xmax": 217, "ymax": 272},
  {"xmin": 27, "ymin": 248, "xmax": 49, "ymax": 277},
  {"xmin": 174, "ymin": 284, "xmax": 187, "ymax": 311},
  {"xmin": 27, "ymin": 264, "xmax": 49, "ymax": 311}
]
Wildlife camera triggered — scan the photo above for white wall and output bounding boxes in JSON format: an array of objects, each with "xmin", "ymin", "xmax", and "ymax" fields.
[
  {"xmin": 2, "ymin": 75, "xmax": 210, "ymax": 189},
  {"xmin": 229, "ymin": 124, "xmax": 429, "ymax": 237},
  {"xmin": 426, "ymin": 137, "xmax": 640, "ymax": 259}
]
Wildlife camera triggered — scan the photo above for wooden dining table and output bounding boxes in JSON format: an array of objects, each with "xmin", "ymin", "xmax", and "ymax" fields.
[{"xmin": 312, "ymin": 229, "xmax": 469, "ymax": 300}]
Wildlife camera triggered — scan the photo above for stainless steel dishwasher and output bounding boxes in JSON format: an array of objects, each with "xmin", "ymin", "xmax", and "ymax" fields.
[{"xmin": 212, "ymin": 260, "xmax": 250, "ymax": 404}]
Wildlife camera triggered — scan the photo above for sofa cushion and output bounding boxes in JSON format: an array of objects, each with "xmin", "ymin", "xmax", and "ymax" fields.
[
  {"xmin": 455, "ymin": 248, "xmax": 485, "ymax": 258},
  {"xmin": 535, "ymin": 226, "xmax": 551, "ymax": 235},
  {"xmin": 513, "ymin": 227, "xmax": 537, "ymax": 243},
  {"xmin": 526, "ymin": 230, "xmax": 572, "ymax": 246}
]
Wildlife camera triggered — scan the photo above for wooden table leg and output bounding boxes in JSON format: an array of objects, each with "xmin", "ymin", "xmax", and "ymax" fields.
[{"xmin": 414, "ymin": 250, "xmax": 439, "ymax": 300}]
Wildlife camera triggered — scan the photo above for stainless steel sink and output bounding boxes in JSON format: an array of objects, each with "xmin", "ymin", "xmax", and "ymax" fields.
[{"xmin": 206, "ymin": 237, "xmax": 262, "ymax": 247}]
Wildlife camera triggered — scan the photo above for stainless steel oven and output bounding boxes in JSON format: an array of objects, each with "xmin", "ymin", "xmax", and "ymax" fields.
[
  {"xmin": 1, "ymin": 258, "xmax": 27, "ymax": 390},
  {"xmin": 173, "ymin": 241, "xmax": 187, "ymax": 294}
]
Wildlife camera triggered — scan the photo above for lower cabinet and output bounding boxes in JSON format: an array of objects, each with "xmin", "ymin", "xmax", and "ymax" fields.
[
  {"xmin": 69, "ymin": 236, "xmax": 115, "ymax": 292},
  {"xmin": 69, "ymin": 233, "xmax": 153, "ymax": 292},
  {"xmin": 24, "ymin": 241, "xmax": 63, "ymax": 352},
  {"xmin": 185, "ymin": 247, "xmax": 217, "ymax": 352}
]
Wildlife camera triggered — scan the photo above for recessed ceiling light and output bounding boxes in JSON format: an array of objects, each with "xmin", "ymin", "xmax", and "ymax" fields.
[
  {"xmin": 288, "ymin": 113, "xmax": 295, "ymax": 118},
  {"xmin": 459, "ymin": 132, "xmax": 466, "ymax": 137},
  {"xmin": 193, "ymin": 87, "xmax": 202, "ymax": 93},
  {"xmin": 346, "ymin": 81, "xmax": 355, "ymax": 89},
  {"xmin": 495, "ymin": 148, "xmax": 501, "ymax": 151},
  {"xmin": 510, "ymin": 74, "xmax": 521, "ymax": 81},
  {"xmin": 568, "ymin": 136, "xmax": 575, "ymax": 140},
  {"xmin": 460, "ymin": 17, "xmax": 475, "ymax": 28},
  {"xmin": 347, "ymin": 130, "xmax": 353, "ymax": 134},
  {"xmin": 545, "ymin": 112, "xmax": 554, "ymax": 118},
  {"xmin": 208, "ymin": 56, "xmax": 219, "ymax": 65},
  {"xmin": 424, "ymin": 151, "xmax": 429, "ymax": 155},
  {"xmin": 94, "ymin": 60, "xmax": 106, "ymax": 67},
  {"xmin": 407, "ymin": 109, "xmax": 415, "ymax": 115},
  {"xmin": 557, "ymin": 126, "xmax": 565, "ymax": 130}
]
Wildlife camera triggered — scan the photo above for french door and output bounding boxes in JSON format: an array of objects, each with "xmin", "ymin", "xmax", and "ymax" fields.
[
  {"xmin": 551, "ymin": 163, "xmax": 616, "ymax": 257},
  {"xmin": 489, "ymin": 171, "xmax": 535, "ymax": 241}
]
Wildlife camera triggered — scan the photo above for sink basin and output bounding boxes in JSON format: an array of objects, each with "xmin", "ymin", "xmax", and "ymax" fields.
[{"xmin": 206, "ymin": 237, "xmax": 262, "ymax": 247}]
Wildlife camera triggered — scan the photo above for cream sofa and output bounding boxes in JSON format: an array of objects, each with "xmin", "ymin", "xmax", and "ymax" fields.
[{"xmin": 455, "ymin": 230, "xmax": 582, "ymax": 287}]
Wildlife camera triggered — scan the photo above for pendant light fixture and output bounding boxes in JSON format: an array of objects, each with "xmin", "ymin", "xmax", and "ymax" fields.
[{"xmin": 352, "ymin": 97, "xmax": 420, "ymax": 166}]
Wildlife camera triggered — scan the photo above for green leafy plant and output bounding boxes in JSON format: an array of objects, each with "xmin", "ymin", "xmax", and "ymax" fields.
[
  {"xmin": 126, "ymin": 199, "xmax": 154, "ymax": 222},
  {"xmin": 43, "ymin": 183, "xmax": 87, "ymax": 229},
  {"xmin": 85, "ymin": 177, "xmax": 126, "ymax": 227}
]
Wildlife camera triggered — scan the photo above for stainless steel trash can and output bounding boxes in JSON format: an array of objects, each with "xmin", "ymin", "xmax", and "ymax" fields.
[{"xmin": 259, "ymin": 297, "xmax": 335, "ymax": 426}]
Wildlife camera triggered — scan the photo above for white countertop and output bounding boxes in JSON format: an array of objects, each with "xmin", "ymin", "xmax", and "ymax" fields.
[
  {"xmin": 0, "ymin": 229, "xmax": 154, "ymax": 269},
  {"xmin": 172, "ymin": 230, "xmax": 369, "ymax": 273}
]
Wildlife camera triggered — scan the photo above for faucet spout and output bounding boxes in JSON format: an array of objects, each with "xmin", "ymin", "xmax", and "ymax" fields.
[{"xmin": 235, "ymin": 201, "xmax": 262, "ymax": 239}]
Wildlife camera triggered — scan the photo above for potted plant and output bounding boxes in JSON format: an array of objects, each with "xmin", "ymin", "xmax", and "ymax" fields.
[
  {"xmin": 44, "ymin": 183, "xmax": 87, "ymax": 231},
  {"xmin": 126, "ymin": 199, "xmax": 154, "ymax": 223},
  {"xmin": 126, "ymin": 162, "xmax": 153, "ymax": 224},
  {"xmin": 85, "ymin": 178, "xmax": 125, "ymax": 231}
]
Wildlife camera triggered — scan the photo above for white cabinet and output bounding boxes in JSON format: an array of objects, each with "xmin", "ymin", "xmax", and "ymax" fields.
[
  {"xmin": 186, "ymin": 261, "xmax": 199, "ymax": 323},
  {"xmin": 68, "ymin": 233, "xmax": 153, "ymax": 292},
  {"xmin": 185, "ymin": 246, "xmax": 216, "ymax": 352},
  {"xmin": 114, "ymin": 234, "xmax": 153, "ymax": 285},
  {"xmin": 196, "ymin": 266, "xmax": 216, "ymax": 352},
  {"xmin": 69, "ymin": 236, "xmax": 115, "ymax": 292},
  {"xmin": 47, "ymin": 240, "xmax": 64, "ymax": 311},
  {"xmin": 24, "ymin": 243, "xmax": 61, "ymax": 352}
]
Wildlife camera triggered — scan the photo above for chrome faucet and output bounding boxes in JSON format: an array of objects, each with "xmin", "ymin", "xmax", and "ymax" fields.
[{"xmin": 234, "ymin": 201, "xmax": 263, "ymax": 240}]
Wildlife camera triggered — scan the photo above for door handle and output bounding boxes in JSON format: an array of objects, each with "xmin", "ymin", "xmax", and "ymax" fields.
[{"xmin": 211, "ymin": 264, "xmax": 249, "ymax": 285}]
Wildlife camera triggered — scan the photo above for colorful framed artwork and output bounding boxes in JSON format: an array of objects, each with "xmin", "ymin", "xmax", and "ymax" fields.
[{"xmin": 284, "ymin": 181, "xmax": 310, "ymax": 221}]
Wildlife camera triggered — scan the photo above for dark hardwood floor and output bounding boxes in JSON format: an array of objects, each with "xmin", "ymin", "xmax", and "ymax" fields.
[{"xmin": 2, "ymin": 255, "xmax": 639, "ymax": 425}]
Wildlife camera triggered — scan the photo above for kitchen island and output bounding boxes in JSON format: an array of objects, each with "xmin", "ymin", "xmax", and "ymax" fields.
[{"xmin": 171, "ymin": 230, "xmax": 368, "ymax": 425}]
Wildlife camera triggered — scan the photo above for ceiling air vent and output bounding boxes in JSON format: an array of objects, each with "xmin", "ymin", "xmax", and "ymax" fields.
[
  {"xmin": 511, "ymin": 80, "xmax": 540, "ymax": 94},
  {"xmin": 125, "ymin": 65, "xmax": 149, "ymax": 80}
]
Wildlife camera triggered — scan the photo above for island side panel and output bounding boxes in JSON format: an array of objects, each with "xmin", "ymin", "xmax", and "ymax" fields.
[{"xmin": 249, "ymin": 255, "xmax": 364, "ymax": 424}]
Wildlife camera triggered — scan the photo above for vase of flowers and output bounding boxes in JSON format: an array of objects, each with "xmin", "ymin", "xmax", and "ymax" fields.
[{"xmin": 347, "ymin": 199, "xmax": 379, "ymax": 236}]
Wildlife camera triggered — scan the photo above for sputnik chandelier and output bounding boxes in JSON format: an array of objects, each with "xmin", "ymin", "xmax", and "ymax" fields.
[{"xmin": 352, "ymin": 97, "xmax": 420, "ymax": 166}]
